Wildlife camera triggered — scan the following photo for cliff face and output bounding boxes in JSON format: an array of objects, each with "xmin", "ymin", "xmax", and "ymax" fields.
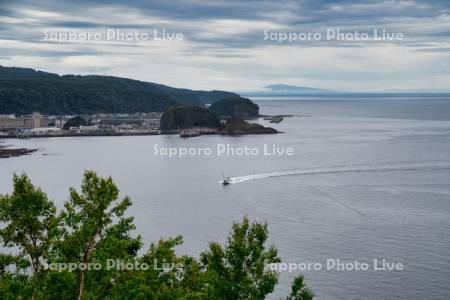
[
  {"xmin": 209, "ymin": 97, "xmax": 259, "ymax": 117},
  {"xmin": 159, "ymin": 106, "xmax": 220, "ymax": 130}
]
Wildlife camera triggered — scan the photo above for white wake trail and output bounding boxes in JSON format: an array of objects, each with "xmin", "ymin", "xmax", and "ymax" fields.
[{"xmin": 219, "ymin": 164, "xmax": 450, "ymax": 184}]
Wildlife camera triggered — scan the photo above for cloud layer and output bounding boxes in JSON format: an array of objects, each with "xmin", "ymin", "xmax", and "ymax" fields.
[{"xmin": 0, "ymin": 0, "xmax": 449, "ymax": 91}]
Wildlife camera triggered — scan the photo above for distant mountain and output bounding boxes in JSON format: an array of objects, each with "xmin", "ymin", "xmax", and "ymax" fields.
[
  {"xmin": 0, "ymin": 66, "xmax": 238, "ymax": 115},
  {"xmin": 241, "ymin": 84, "xmax": 450, "ymax": 97},
  {"xmin": 265, "ymin": 84, "xmax": 331, "ymax": 93},
  {"xmin": 241, "ymin": 84, "xmax": 339, "ymax": 97}
]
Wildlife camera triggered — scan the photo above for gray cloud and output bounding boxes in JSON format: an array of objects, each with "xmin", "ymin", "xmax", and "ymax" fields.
[{"xmin": 0, "ymin": 0, "xmax": 449, "ymax": 91}]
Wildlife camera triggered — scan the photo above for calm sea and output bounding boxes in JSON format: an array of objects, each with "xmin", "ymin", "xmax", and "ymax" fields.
[{"xmin": 1, "ymin": 97, "xmax": 450, "ymax": 299}]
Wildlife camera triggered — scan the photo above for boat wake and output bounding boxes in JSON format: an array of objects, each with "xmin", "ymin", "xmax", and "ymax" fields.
[{"xmin": 218, "ymin": 164, "xmax": 450, "ymax": 184}]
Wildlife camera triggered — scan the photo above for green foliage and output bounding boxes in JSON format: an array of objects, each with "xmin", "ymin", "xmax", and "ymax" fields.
[
  {"xmin": 59, "ymin": 171, "xmax": 141, "ymax": 299},
  {"xmin": 160, "ymin": 105, "xmax": 220, "ymax": 130},
  {"xmin": 0, "ymin": 66, "xmax": 238, "ymax": 115},
  {"xmin": 109, "ymin": 236, "xmax": 204, "ymax": 299},
  {"xmin": 0, "ymin": 174, "xmax": 59, "ymax": 272},
  {"xmin": 0, "ymin": 174, "xmax": 60, "ymax": 298},
  {"xmin": 284, "ymin": 275, "xmax": 315, "ymax": 300},
  {"xmin": 0, "ymin": 254, "xmax": 33, "ymax": 300},
  {"xmin": 200, "ymin": 217, "xmax": 280, "ymax": 299},
  {"xmin": 209, "ymin": 96, "xmax": 259, "ymax": 117},
  {"xmin": 62, "ymin": 116, "xmax": 88, "ymax": 130},
  {"xmin": 0, "ymin": 172, "xmax": 313, "ymax": 299}
]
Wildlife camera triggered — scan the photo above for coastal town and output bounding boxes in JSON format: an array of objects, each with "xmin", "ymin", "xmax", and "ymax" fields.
[
  {"xmin": 0, "ymin": 108, "xmax": 281, "ymax": 158},
  {"xmin": 0, "ymin": 112, "xmax": 163, "ymax": 138},
  {"xmin": 0, "ymin": 96, "xmax": 285, "ymax": 140}
]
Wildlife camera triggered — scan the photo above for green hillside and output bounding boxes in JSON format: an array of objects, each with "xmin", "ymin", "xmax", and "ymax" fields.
[{"xmin": 0, "ymin": 66, "xmax": 238, "ymax": 115}]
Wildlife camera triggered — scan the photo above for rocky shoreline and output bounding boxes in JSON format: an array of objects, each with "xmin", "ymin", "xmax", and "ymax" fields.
[
  {"xmin": 0, "ymin": 114, "xmax": 290, "ymax": 157},
  {"xmin": 0, "ymin": 131, "xmax": 160, "ymax": 139},
  {"xmin": 0, "ymin": 143, "xmax": 37, "ymax": 158}
]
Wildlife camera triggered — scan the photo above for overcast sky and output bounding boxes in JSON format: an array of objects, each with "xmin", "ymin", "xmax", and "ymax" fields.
[{"xmin": 0, "ymin": 0, "xmax": 449, "ymax": 92}]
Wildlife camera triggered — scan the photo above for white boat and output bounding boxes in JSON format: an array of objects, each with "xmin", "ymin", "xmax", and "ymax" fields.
[{"xmin": 222, "ymin": 173, "xmax": 231, "ymax": 185}]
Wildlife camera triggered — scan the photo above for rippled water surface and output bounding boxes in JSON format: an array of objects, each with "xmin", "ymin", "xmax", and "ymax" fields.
[{"xmin": 1, "ymin": 97, "xmax": 450, "ymax": 299}]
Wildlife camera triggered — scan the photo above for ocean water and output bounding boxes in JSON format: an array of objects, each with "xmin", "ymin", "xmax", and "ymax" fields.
[{"xmin": 1, "ymin": 97, "xmax": 450, "ymax": 299}]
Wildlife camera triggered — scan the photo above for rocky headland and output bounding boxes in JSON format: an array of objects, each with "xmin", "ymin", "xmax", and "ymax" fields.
[
  {"xmin": 159, "ymin": 105, "xmax": 220, "ymax": 131},
  {"xmin": 220, "ymin": 117, "xmax": 278, "ymax": 135},
  {"xmin": 209, "ymin": 96, "xmax": 259, "ymax": 117}
]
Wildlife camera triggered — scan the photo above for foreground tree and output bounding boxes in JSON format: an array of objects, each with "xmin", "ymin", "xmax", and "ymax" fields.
[
  {"xmin": 0, "ymin": 253, "xmax": 32, "ymax": 299},
  {"xmin": 285, "ymin": 275, "xmax": 315, "ymax": 300},
  {"xmin": 0, "ymin": 174, "xmax": 59, "ymax": 299},
  {"xmin": 0, "ymin": 172, "xmax": 313, "ymax": 299},
  {"xmin": 58, "ymin": 171, "xmax": 141, "ymax": 300},
  {"xmin": 109, "ymin": 236, "xmax": 205, "ymax": 299},
  {"xmin": 200, "ymin": 217, "xmax": 280, "ymax": 299}
]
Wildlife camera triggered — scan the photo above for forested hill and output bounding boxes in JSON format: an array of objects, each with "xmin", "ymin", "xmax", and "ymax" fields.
[{"xmin": 0, "ymin": 66, "xmax": 238, "ymax": 115}]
